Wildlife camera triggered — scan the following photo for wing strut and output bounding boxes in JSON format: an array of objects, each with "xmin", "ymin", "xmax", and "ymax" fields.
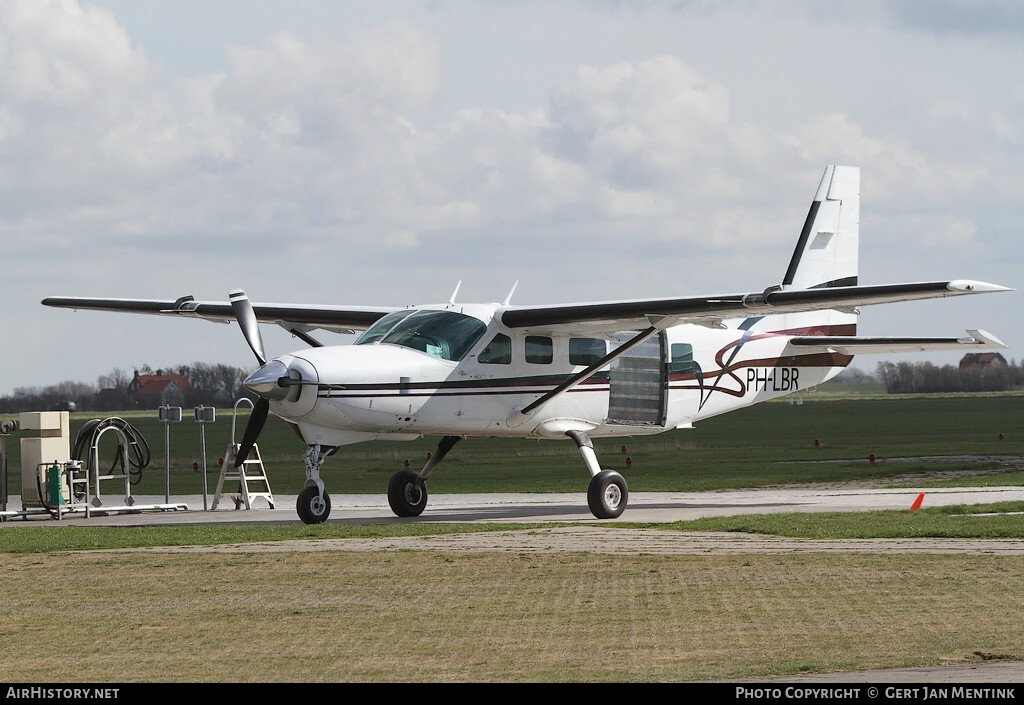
[{"xmin": 507, "ymin": 322, "xmax": 668, "ymax": 427}]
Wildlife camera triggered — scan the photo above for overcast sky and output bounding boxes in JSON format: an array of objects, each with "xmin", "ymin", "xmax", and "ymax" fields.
[{"xmin": 2, "ymin": 0, "xmax": 1021, "ymax": 398}]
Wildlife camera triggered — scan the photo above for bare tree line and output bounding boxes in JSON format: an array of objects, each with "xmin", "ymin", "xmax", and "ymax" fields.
[
  {"xmin": 875, "ymin": 359, "xmax": 1024, "ymax": 394},
  {"xmin": 3, "ymin": 358, "xmax": 1020, "ymax": 415},
  {"xmin": 0, "ymin": 362, "xmax": 253, "ymax": 414}
]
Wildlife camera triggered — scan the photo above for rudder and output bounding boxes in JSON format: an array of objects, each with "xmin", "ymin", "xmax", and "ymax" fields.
[
  {"xmin": 782, "ymin": 165, "xmax": 860, "ymax": 291},
  {"xmin": 772, "ymin": 165, "xmax": 860, "ymax": 337}
]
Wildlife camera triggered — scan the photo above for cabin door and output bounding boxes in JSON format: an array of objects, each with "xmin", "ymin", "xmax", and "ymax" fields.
[{"xmin": 606, "ymin": 331, "xmax": 667, "ymax": 426}]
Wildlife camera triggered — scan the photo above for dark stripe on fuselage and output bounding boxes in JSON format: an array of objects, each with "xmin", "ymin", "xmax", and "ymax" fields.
[
  {"xmin": 319, "ymin": 373, "xmax": 611, "ymax": 399},
  {"xmin": 317, "ymin": 351, "xmax": 850, "ymax": 400},
  {"xmin": 722, "ymin": 351, "xmax": 853, "ymax": 370},
  {"xmin": 768, "ymin": 323, "xmax": 857, "ymax": 337}
]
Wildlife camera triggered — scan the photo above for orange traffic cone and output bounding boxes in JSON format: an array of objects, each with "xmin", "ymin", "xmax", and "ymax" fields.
[{"xmin": 910, "ymin": 492, "xmax": 925, "ymax": 511}]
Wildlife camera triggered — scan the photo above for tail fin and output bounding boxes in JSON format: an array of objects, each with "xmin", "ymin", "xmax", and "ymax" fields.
[
  {"xmin": 775, "ymin": 165, "xmax": 860, "ymax": 335},
  {"xmin": 783, "ymin": 165, "xmax": 860, "ymax": 290}
]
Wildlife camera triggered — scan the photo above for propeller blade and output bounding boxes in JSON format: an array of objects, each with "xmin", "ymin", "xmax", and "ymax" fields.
[
  {"xmin": 229, "ymin": 289, "xmax": 267, "ymax": 366},
  {"xmin": 235, "ymin": 398, "xmax": 269, "ymax": 467}
]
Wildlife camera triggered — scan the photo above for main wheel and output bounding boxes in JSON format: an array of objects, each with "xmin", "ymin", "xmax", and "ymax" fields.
[
  {"xmin": 587, "ymin": 470, "xmax": 628, "ymax": 519},
  {"xmin": 296, "ymin": 485, "xmax": 331, "ymax": 524},
  {"xmin": 388, "ymin": 468, "xmax": 428, "ymax": 517}
]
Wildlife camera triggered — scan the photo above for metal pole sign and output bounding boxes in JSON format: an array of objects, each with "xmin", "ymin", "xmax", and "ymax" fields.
[
  {"xmin": 194, "ymin": 406, "xmax": 216, "ymax": 510},
  {"xmin": 0, "ymin": 419, "xmax": 17, "ymax": 514},
  {"xmin": 158, "ymin": 406, "xmax": 182, "ymax": 504}
]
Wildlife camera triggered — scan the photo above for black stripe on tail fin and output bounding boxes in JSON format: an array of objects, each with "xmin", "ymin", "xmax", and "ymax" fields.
[{"xmin": 782, "ymin": 165, "xmax": 860, "ymax": 291}]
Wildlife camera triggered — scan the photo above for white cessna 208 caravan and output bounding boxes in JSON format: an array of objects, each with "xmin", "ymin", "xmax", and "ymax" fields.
[{"xmin": 43, "ymin": 166, "xmax": 1011, "ymax": 524}]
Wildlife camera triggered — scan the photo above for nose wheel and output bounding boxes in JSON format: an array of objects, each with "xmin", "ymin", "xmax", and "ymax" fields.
[
  {"xmin": 296, "ymin": 444, "xmax": 334, "ymax": 524},
  {"xmin": 296, "ymin": 485, "xmax": 331, "ymax": 524}
]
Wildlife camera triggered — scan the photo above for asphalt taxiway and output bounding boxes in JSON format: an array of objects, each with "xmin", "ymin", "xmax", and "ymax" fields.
[{"xmin": 3, "ymin": 483, "xmax": 1023, "ymax": 527}]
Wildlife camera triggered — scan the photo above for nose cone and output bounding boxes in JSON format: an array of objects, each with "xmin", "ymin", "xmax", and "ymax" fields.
[{"xmin": 243, "ymin": 360, "xmax": 289, "ymax": 401}]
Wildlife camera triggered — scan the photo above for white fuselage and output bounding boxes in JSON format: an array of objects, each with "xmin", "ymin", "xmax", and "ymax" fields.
[{"xmin": 259, "ymin": 303, "xmax": 850, "ymax": 449}]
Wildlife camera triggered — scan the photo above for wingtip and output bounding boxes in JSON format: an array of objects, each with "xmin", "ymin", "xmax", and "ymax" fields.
[
  {"xmin": 947, "ymin": 280, "xmax": 1014, "ymax": 293},
  {"xmin": 964, "ymin": 329, "xmax": 1009, "ymax": 348}
]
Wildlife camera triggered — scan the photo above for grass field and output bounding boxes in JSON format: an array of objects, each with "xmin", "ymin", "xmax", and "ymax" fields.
[{"xmin": 2, "ymin": 550, "xmax": 1021, "ymax": 682}]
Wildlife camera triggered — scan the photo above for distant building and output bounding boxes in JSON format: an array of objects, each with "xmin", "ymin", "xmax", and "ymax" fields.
[
  {"xmin": 128, "ymin": 370, "xmax": 190, "ymax": 409},
  {"xmin": 959, "ymin": 352, "xmax": 1008, "ymax": 370},
  {"xmin": 94, "ymin": 388, "xmax": 124, "ymax": 411}
]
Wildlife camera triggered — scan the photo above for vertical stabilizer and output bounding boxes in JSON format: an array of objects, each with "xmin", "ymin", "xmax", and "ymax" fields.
[
  {"xmin": 782, "ymin": 165, "xmax": 860, "ymax": 290},
  {"xmin": 769, "ymin": 165, "xmax": 860, "ymax": 338}
]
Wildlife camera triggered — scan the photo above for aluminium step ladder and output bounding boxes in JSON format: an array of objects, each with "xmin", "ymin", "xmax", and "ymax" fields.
[{"xmin": 212, "ymin": 399, "xmax": 275, "ymax": 510}]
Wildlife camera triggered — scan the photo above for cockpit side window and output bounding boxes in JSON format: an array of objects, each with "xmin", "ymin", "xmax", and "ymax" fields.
[
  {"xmin": 355, "ymin": 310, "xmax": 415, "ymax": 346},
  {"xmin": 478, "ymin": 333, "xmax": 512, "ymax": 364}
]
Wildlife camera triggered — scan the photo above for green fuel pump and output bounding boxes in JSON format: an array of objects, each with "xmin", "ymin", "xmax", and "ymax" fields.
[{"xmin": 46, "ymin": 464, "xmax": 65, "ymax": 506}]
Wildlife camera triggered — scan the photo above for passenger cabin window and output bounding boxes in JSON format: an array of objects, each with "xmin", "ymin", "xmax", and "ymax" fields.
[
  {"xmin": 670, "ymin": 343, "xmax": 695, "ymax": 374},
  {"xmin": 525, "ymin": 336, "xmax": 553, "ymax": 364},
  {"xmin": 569, "ymin": 337, "xmax": 606, "ymax": 366},
  {"xmin": 353, "ymin": 309, "xmax": 486, "ymax": 362},
  {"xmin": 478, "ymin": 333, "xmax": 512, "ymax": 364}
]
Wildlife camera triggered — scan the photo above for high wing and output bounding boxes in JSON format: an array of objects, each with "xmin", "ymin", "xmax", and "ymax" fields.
[
  {"xmin": 44, "ymin": 279, "xmax": 1011, "ymax": 340},
  {"xmin": 498, "ymin": 279, "xmax": 1012, "ymax": 334},
  {"xmin": 40, "ymin": 294, "xmax": 399, "ymax": 339}
]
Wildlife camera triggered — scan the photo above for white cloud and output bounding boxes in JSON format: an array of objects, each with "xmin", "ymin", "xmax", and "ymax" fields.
[
  {"xmin": 1, "ymin": 0, "xmax": 1020, "ymax": 395},
  {"xmin": 546, "ymin": 56, "xmax": 733, "ymax": 186},
  {"xmin": 0, "ymin": 0, "xmax": 155, "ymax": 105}
]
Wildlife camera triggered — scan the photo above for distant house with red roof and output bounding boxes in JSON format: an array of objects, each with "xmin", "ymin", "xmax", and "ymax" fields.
[
  {"xmin": 959, "ymin": 352, "xmax": 1007, "ymax": 370},
  {"xmin": 128, "ymin": 370, "xmax": 190, "ymax": 409}
]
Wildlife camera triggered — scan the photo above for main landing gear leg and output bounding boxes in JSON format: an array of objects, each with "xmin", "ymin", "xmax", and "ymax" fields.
[
  {"xmin": 388, "ymin": 435, "xmax": 462, "ymax": 518},
  {"xmin": 296, "ymin": 444, "xmax": 333, "ymax": 524},
  {"xmin": 566, "ymin": 430, "xmax": 629, "ymax": 519}
]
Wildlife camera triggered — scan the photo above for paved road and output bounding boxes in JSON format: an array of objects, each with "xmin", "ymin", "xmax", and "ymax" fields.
[{"xmin": 3, "ymin": 483, "xmax": 1023, "ymax": 526}]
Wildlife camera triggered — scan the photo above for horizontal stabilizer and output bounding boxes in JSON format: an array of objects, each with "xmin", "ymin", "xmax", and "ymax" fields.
[{"xmin": 789, "ymin": 329, "xmax": 1007, "ymax": 355}]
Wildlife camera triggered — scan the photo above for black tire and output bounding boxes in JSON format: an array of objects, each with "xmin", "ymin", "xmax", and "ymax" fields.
[
  {"xmin": 296, "ymin": 485, "xmax": 331, "ymax": 524},
  {"xmin": 587, "ymin": 470, "xmax": 628, "ymax": 519},
  {"xmin": 388, "ymin": 468, "xmax": 428, "ymax": 517}
]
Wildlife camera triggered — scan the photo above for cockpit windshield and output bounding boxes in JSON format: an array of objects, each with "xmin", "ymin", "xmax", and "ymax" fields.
[{"xmin": 354, "ymin": 309, "xmax": 487, "ymax": 362}]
